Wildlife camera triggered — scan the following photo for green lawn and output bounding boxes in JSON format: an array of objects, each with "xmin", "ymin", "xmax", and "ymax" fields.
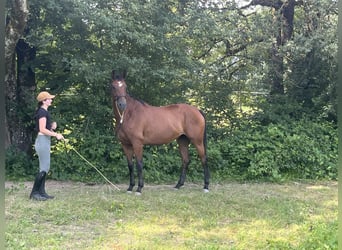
[{"xmin": 5, "ymin": 181, "xmax": 337, "ymax": 249}]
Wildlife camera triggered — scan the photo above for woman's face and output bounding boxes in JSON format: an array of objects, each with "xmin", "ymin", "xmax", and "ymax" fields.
[{"xmin": 43, "ymin": 98, "xmax": 53, "ymax": 106}]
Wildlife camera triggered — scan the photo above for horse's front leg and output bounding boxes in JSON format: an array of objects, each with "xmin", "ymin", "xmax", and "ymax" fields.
[
  {"xmin": 135, "ymin": 159, "xmax": 144, "ymax": 194},
  {"xmin": 133, "ymin": 144, "xmax": 144, "ymax": 194},
  {"xmin": 122, "ymin": 144, "xmax": 135, "ymax": 192}
]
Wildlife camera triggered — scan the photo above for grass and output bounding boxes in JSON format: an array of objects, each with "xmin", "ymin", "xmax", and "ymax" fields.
[{"xmin": 5, "ymin": 181, "xmax": 337, "ymax": 249}]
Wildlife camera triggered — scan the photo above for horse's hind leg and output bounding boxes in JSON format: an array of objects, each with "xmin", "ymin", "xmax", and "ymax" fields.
[
  {"xmin": 203, "ymin": 157, "xmax": 210, "ymax": 192},
  {"xmin": 175, "ymin": 135, "xmax": 190, "ymax": 189},
  {"xmin": 194, "ymin": 142, "xmax": 209, "ymax": 192}
]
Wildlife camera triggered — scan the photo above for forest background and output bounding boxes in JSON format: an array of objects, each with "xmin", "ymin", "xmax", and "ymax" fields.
[{"xmin": 5, "ymin": 0, "xmax": 337, "ymax": 184}]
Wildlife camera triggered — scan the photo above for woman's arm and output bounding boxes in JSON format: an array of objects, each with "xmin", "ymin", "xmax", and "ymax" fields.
[{"xmin": 39, "ymin": 117, "xmax": 64, "ymax": 140}]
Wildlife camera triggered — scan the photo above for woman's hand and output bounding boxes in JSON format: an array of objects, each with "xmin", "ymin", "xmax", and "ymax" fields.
[
  {"xmin": 55, "ymin": 133, "xmax": 64, "ymax": 140},
  {"xmin": 51, "ymin": 122, "xmax": 57, "ymax": 130}
]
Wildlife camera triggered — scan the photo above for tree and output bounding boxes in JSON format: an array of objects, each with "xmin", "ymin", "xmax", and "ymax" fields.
[
  {"xmin": 241, "ymin": 0, "xmax": 303, "ymax": 95},
  {"xmin": 5, "ymin": 0, "xmax": 337, "ymax": 181},
  {"xmin": 283, "ymin": 0, "xmax": 337, "ymax": 120},
  {"xmin": 5, "ymin": 0, "xmax": 32, "ymax": 152},
  {"xmin": 5, "ymin": 0, "xmax": 337, "ymax": 158}
]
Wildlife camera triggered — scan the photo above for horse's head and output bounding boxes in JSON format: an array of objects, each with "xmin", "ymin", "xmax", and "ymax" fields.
[{"xmin": 111, "ymin": 70, "xmax": 128, "ymax": 112}]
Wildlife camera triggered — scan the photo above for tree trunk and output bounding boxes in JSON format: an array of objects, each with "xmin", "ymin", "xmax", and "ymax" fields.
[
  {"xmin": 16, "ymin": 39, "xmax": 37, "ymax": 154},
  {"xmin": 247, "ymin": 0, "xmax": 300, "ymax": 95},
  {"xmin": 5, "ymin": 0, "xmax": 29, "ymax": 150}
]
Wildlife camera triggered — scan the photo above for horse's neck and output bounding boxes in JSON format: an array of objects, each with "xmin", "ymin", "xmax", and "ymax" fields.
[{"xmin": 127, "ymin": 95, "xmax": 148, "ymax": 109}]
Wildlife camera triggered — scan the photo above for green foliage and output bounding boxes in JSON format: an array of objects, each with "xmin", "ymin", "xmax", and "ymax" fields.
[
  {"xmin": 6, "ymin": 117, "xmax": 337, "ymax": 183},
  {"xmin": 142, "ymin": 144, "xmax": 180, "ymax": 183},
  {"xmin": 49, "ymin": 135, "xmax": 204, "ymax": 184},
  {"xmin": 51, "ymin": 132, "xmax": 128, "ymax": 183},
  {"xmin": 5, "ymin": 0, "xmax": 338, "ymax": 184},
  {"xmin": 5, "ymin": 146, "xmax": 34, "ymax": 180},
  {"xmin": 210, "ymin": 118, "xmax": 337, "ymax": 181}
]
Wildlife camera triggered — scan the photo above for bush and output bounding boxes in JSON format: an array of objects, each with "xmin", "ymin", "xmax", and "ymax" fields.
[
  {"xmin": 209, "ymin": 118, "xmax": 337, "ymax": 181},
  {"xmin": 5, "ymin": 146, "xmax": 35, "ymax": 180},
  {"xmin": 50, "ymin": 132, "xmax": 128, "ymax": 183},
  {"xmin": 5, "ymin": 118, "xmax": 337, "ymax": 183}
]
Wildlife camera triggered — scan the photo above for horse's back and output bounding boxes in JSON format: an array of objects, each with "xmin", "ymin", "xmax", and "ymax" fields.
[
  {"xmin": 135, "ymin": 103, "xmax": 205, "ymax": 144},
  {"xmin": 155, "ymin": 103, "xmax": 205, "ymax": 137},
  {"xmin": 154, "ymin": 103, "xmax": 204, "ymax": 125}
]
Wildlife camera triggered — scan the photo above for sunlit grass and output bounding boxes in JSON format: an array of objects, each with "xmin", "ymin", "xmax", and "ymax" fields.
[{"xmin": 5, "ymin": 181, "xmax": 337, "ymax": 249}]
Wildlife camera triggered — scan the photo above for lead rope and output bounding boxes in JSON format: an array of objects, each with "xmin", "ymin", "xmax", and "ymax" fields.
[{"xmin": 63, "ymin": 140, "xmax": 121, "ymax": 191}]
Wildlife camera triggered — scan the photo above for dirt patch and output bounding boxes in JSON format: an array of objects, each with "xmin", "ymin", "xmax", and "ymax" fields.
[{"xmin": 5, "ymin": 180, "xmax": 109, "ymax": 191}]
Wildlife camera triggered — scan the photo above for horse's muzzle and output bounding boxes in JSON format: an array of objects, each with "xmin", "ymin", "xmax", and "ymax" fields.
[{"xmin": 116, "ymin": 96, "xmax": 127, "ymax": 112}]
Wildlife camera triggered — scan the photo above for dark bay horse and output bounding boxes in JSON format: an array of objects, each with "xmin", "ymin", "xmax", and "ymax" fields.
[{"xmin": 110, "ymin": 70, "xmax": 209, "ymax": 194}]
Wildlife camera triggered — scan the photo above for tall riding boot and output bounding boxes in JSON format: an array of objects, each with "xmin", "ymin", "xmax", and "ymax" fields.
[
  {"xmin": 39, "ymin": 171, "xmax": 54, "ymax": 199},
  {"xmin": 30, "ymin": 172, "xmax": 47, "ymax": 201}
]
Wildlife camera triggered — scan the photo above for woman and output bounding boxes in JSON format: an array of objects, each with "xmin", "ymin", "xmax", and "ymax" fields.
[{"xmin": 30, "ymin": 91, "xmax": 64, "ymax": 201}]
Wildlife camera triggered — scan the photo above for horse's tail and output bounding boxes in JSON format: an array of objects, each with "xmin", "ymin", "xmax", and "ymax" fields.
[{"xmin": 199, "ymin": 110, "xmax": 207, "ymax": 157}]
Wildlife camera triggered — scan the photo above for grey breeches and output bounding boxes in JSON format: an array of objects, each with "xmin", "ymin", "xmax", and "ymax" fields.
[{"xmin": 34, "ymin": 135, "xmax": 51, "ymax": 173}]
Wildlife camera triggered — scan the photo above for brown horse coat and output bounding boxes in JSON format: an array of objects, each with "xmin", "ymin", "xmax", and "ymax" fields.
[{"xmin": 111, "ymin": 71, "xmax": 209, "ymax": 193}]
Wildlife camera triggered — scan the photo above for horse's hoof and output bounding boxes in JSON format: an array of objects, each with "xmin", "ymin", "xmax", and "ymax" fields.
[
  {"xmin": 127, "ymin": 191, "xmax": 133, "ymax": 194},
  {"xmin": 203, "ymin": 189, "xmax": 209, "ymax": 193},
  {"xmin": 135, "ymin": 192, "xmax": 142, "ymax": 196}
]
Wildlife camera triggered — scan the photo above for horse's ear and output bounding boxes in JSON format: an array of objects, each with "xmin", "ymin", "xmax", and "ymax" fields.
[
  {"xmin": 111, "ymin": 70, "xmax": 116, "ymax": 80},
  {"xmin": 122, "ymin": 70, "xmax": 127, "ymax": 79}
]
